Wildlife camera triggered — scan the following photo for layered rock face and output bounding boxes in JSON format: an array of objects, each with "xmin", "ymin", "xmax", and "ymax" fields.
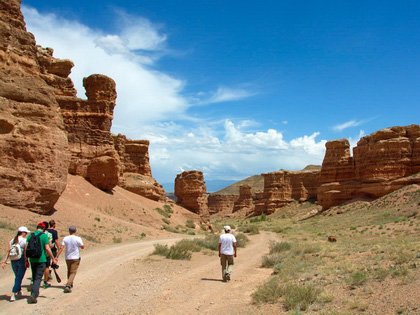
[
  {"xmin": 318, "ymin": 125, "xmax": 420, "ymax": 210},
  {"xmin": 0, "ymin": 0, "xmax": 70, "ymax": 212},
  {"xmin": 233, "ymin": 185, "xmax": 255, "ymax": 214},
  {"xmin": 255, "ymin": 168, "xmax": 320, "ymax": 215},
  {"xmin": 113, "ymin": 134, "xmax": 165, "ymax": 201},
  {"xmin": 208, "ymin": 194, "xmax": 237, "ymax": 215},
  {"xmin": 38, "ymin": 47, "xmax": 120, "ymax": 191},
  {"xmin": 175, "ymin": 171, "xmax": 209, "ymax": 221}
]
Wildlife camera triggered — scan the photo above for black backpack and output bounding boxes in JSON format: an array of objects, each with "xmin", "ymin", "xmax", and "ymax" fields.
[{"xmin": 26, "ymin": 233, "xmax": 43, "ymax": 258}]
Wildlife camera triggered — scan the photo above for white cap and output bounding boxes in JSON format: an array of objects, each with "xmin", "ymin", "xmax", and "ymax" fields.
[
  {"xmin": 224, "ymin": 225, "xmax": 231, "ymax": 232},
  {"xmin": 18, "ymin": 226, "xmax": 30, "ymax": 233}
]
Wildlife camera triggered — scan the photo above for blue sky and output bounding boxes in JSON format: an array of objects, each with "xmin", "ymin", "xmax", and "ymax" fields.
[{"xmin": 21, "ymin": 0, "xmax": 420, "ymax": 189}]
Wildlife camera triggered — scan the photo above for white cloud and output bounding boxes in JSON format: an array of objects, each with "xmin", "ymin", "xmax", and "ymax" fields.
[
  {"xmin": 146, "ymin": 120, "xmax": 327, "ymax": 184},
  {"xmin": 201, "ymin": 86, "xmax": 256, "ymax": 105},
  {"xmin": 22, "ymin": 6, "xmax": 188, "ymax": 126},
  {"xmin": 333, "ymin": 120, "xmax": 363, "ymax": 131},
  {"xmin": 21, "ymin": 6, "xmax": 328, "ymax": 187}
]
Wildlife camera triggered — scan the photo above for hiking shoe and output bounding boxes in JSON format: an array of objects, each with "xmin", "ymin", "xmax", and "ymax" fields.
[
  {"xmin": 28, "ymin": 295, "xmax": 37, "ymax": 304},
  {"xmin": 43, "ymin": 282, "xmax": 51, "ymax": 288},
  {"xmin": 225, "ymin": 273, "xmax": 231, "ymax": 281},
  {"xmin": 10, "ymin": 294, "xmax": 16, "ymax": 302},
  {"xmin": 63, "ymin": 286, "xmax": 72, "ymax": 293}
]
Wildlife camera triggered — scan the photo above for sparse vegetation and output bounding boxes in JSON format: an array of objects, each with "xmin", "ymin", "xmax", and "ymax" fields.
[{"xmin": 185, "ymin": 219, "xmax": 196, "ymax": 229}]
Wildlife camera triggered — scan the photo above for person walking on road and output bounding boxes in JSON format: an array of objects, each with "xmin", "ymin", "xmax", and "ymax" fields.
[
  {"xmin": 2, "ymin": 226, "xmax": 30, "ymax": 301},
  {"xmin": 25, "ymin": 223, "xmax": 57, "ymax": 304},
  {"xmin": 218, "ymin": 225, "xmax": 237, "ymax": 282},
  {"xmin": 56, "ymin": 225, "xmax": 84, "ymax": 293}
]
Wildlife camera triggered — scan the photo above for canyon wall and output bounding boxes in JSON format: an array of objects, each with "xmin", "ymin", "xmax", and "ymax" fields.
[
  {"xmin": 232, "ymin": 185, "xmax": 255, "ymax": 215},
  {"xmin": 255, "ymin": 168, "xmax": 320, "ymax": 215},
  {"xmin": 175, "ymin": 171, "xmax": 209, "ymax": 221},
  {"xmin": 318, "ymin": 125, "xmax": 420, "ymax": 210},
  {"xmin": 208, "ymin": 194, "xmax": 237, "ymax": 215},
  {"xmin": 113, "ymin": 134, "xmax": 166, "ymax": 201},
  {"xmin": 38, "ymin": 47, "xmax": 120, "ymax": 191},
  {"xmin": 0, "ymin": 0, "xmax": 70, "ymax": 212}
]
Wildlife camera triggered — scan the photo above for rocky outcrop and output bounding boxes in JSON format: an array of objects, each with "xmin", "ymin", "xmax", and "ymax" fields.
[
  {"xmin": 113, "ymin": 134, "xmax": 165, "ymax": 201},
  {"xmin": 255, "ymin": 167, "xmax": 320, "ymax": 215},
  {"xmin": 233, "ymin": 185, "xmax": 254, "ymax": 214},
  {"xmin": 0, "ymin": 0, "xmax": 70, "ymax": 212},
  {"xmin": 208, "ymin": 194, "xmax": 237, "ymax": 215},
  {"xmin": 37, "ymin": 46, "xmax": 120, "ymax": 191},
  {"xmin": 318, "ymin": 125, "xmax": 420, "ymax": 210},
  {"xmin": 175, "ymin": 171, "xmax": 209, "ymax": 221}
]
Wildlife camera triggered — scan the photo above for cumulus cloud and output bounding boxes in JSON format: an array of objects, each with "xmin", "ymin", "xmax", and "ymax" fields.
[
  {"xmin": 22, "ymin": 6, "xmax": 328, "ymax": 187},
  {"xmin": 22, "ymin": 6, "xmax": 188, "ymax": 126},
  {"xmin": 146, "ymin": 120, "xmax": 327, "ymax": 184}
]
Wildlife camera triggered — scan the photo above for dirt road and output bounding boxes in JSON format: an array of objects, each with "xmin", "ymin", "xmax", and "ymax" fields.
[{"xmin": 0, "ymin": 232, "xmax": 275, "ymax": 315}]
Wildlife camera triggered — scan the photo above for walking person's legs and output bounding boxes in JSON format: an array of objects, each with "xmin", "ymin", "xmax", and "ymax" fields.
[
  {"xmin": 65, "ymin": 259, "xmax": 80, "ymax": 292},
  {"xmin": 29, "ymin": 262, "xmax": 46, "ymax": 303},
  {"xmin": 12, "ymin": 258, "xmax": 26, "ymax": 294},
  {"xmin": 220, "ymin": 254, "xmax": 228, "ymax": 281}
]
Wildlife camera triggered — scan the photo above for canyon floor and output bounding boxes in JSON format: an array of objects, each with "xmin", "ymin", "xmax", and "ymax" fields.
[{"xmin": 0, "ymin": 176, "xmax": 420, "ymax": 314}]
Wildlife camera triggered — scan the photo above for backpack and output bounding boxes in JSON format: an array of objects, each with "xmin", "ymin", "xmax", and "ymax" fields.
[
  {"xmin": 9, "ymin": 243, "xmax": 22, "ymax": 260},
  {"xmin": 26, "ymin": 233, "xmax": 43, "ymax": 258}
]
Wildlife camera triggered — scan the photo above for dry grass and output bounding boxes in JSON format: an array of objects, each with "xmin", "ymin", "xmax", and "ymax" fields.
[{"xmin": 247, "ymin": 184, "xmax": 420, "ymax": 313}]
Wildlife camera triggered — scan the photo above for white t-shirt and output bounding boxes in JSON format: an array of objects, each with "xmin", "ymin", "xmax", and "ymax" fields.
[
  {"xmin": 219, "ymin": 233, "xmax": 237, "ymax": 255},
  {"xmin": 9, "ymin": 236, "xmax": 26, "ymax": 250},
  {"xmin": 62, "ymin": 235, "xmax": 84, "ymax": 260}
]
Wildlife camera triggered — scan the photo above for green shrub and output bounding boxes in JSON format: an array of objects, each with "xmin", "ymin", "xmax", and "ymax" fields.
[
  {"xmin": 238, "ymin": 225, "xmax": 259, "ymax": 234},
  {"xmin": 194, "ymin": 234, "xmax": 219, "ymax": 251},
  {"xmin": 153, "ymin": 244, "xmax": 169, "ymax": 256},
  {"xmin": 162, "ymin": 218, "xmax": 170, "ymax": 225},
  {"xmin": 346, "ymin": 271, "xmax": 368, "ymax": 287},
  {"xmin": 235, "ymin": 233, "xmax": 249, "ymax": 248},
  {"xmin": 261, "ymin": 253, "xmax": 283, "ymax": 268},
  {"xmin": 283, "ymin": 283, "xmax": 321, "ymax": 311},
  {"xmin": 252, "ymin": 277, "xmax": 283, "ymax": 304},
  {"xmin": 0, "ymin": 221, "xmax": 15, "ymax": 230},
  {"xmin": 176, "ymin": 239, "xmax": 202, "ymax": 252},
  {"xmin": 113, "ymin": 236, "xmax": 122, "ymax": 243},
  {"xmin": 269, "ymin": 241, "xmax": 292, "ymax": 254},
  {"xmin": 166, "ymin": 243, "xmax": 192, "ymax": 260},
  {"xmin": 186, "ymin": 219, "xmax": 196, "ymax": 229},
  {"xmin": 79, "ymin": 233, "xmax": 100, "ymax": 243}
]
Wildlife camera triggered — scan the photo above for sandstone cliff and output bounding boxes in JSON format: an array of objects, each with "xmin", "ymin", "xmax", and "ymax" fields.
[
  {"xmin": 0, "ymin": 0, "xmax": 70, "ymax": 212},
  {"xmin": 174, "ymin": 171, "xmax": 209, "ymax": 222},
  {"xmin": 113, "ymin": 134, "xmax": 166, "ymax": 201},
  {"xmin": 318, "ymin": 125, "xmax": 420, "ymax": 210},
  {"xmin": 208, "ymin": 194, "xmax": 237, "ymax": 215},
  {"xmin": 232, "ymin": 185, "xmax": 255, "ymax": 214},
  {"xmin": 255, "ymin": 167, "xmax": 320, "ymax": 215},
  {"xmin": 38, "ymin": 47, "xmax": 120, "ymax": 191}
]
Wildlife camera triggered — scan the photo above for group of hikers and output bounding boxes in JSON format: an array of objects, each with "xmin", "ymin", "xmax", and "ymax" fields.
[
  {"xmin": 1, "ymin": 221, "xmax": 84, "ymax": 304},
  {"xmin": 1, "ymin": 221, "xmax": 237, "ymax": 304}
]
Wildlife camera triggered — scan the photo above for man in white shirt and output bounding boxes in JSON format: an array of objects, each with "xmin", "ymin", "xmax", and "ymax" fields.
[
  {"xmin": 218, "ymin": 226, "xmax": 237, "ymax": 282},
  {"xmin": 56, "ymin": 226, "xmax": 84, "ymax": 293}
]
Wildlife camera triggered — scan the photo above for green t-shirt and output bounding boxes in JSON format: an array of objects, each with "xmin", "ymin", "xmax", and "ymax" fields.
[{"xmin": 26, "ymin": 230, "xmax": 49, "ymax": 263}]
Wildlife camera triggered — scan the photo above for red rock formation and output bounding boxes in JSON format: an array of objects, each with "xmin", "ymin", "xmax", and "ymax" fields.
[
  {"xmin": 208, "ymin": 194, "xmax": 237, "ymax": 215},
  {"xmin": 255, "ymin": 168, "xmax": 320, "ymax": 215},
  {"xmin": 0, "ymin": 0, "xmax": 70, "ymax": 212},
  {"xmin": 233, "ymin": 185, "xmax": 254, "ymax": 214},
  {"xmin": 174, "ymin": 171, "xmax": 209, "ymax": 221},
  {"xmin": 318, "ymin": 125, "xmax": 420, "ymax": 210},
  {"xmin": 37, "ymin": 46, "xmax": 120, "ymax": 191},
  {"xmin": 113, "ymin": 134, "xmax": 165, "ymax": 201}
]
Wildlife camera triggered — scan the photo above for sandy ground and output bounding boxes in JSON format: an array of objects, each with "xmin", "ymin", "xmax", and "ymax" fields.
[{"xmin": 0, "ymin": 232, "xmax": 276, "ymax": 315}]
